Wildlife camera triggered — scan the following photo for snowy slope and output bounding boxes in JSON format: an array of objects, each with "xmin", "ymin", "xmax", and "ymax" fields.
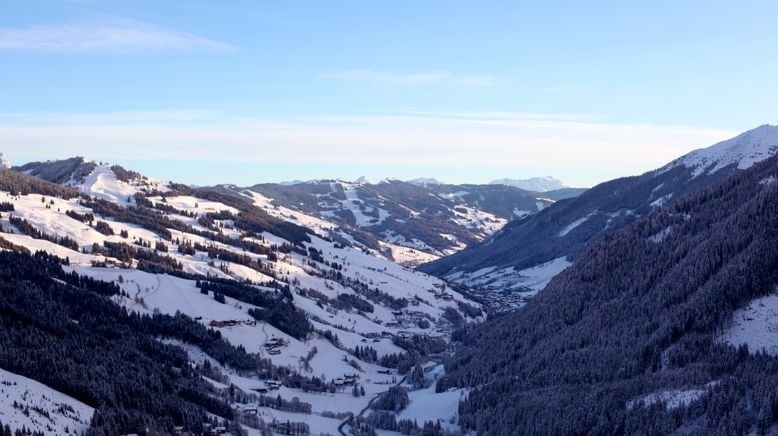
[
  {"xmin": 0, "ymin": 153, "xmax": 10, "ymax": 170},
  {"xmin": 76, "ymin": 164, "xmax": 169, "ymax": 204},
  {"xmin": 446, "ymin": 257, "xmax": 572, "ymax": 310},
  {"xmin": 661, "ymin": 124, "xmax": 778, "ymax": 177},
  {"xmin": 0, "ymin": 368, "xmax": 94, "ymax": 435},
  {"xmin": 720, "ymin": 293, "xmax": 778, "ymax": 355}
]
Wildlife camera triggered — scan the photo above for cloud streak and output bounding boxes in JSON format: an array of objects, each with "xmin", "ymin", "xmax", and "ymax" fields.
[
  {"xmin": 323, "ymin": 69, "xmax": 502, "ymax": 87},
  {"xmin": 0, "ymin": 22, "xmax": 233, "ymax": 53},
  {"xmin": 0, "ymin": 110, "xmax": 737, "ymax": 186}
]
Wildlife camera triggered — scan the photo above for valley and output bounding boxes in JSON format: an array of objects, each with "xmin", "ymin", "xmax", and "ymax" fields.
[{"xmin": 0, "ymin": 164, "xmax": 483, "ymax": 435}]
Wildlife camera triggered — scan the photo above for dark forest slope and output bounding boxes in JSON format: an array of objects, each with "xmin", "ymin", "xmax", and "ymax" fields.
[
  {"xmin": 0, "ymin": 252, "xmax": 253, "ymax": 435},
  {"xmin": 439, "ymin": 154, "xmax": 778, "ymax": 435}
]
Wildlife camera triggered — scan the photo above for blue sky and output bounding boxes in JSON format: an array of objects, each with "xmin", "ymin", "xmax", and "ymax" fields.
[{"xmin": 1, "ymin": 0, "xmax": 776, "ymax": 187}]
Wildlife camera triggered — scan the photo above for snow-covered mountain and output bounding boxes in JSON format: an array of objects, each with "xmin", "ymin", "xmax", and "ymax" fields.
[
  {"xmin": 244, "ymin": 179, "xmax": 580, "ymax": 266},
  {"xmin": 420, "ymin": 125, "xmax": 778, "ymax": 310},
  {"xmin": 16, "ymin": 157, "xmax": 168, "ymax": 203},
  {"xmin": 660, "ymin": 123, "xmax": 778, "ymax": 176},
  {"xmin": 489, "ymin": 176, "xmax": 567, "ymax": 192},
  {"xmin": 407, "ymin": 177, "xmax": 442, "ymax": 186},
  {"xmin": 15, "ymin": 160, "xmax": 589, "ymax": 268},
  {"xmin": 0, "ymin": 163, "xmax": 485, "ymax": 435},
  {"xmin": 0, "ymin": 153, "xmax": 10, "ymax": 170}
]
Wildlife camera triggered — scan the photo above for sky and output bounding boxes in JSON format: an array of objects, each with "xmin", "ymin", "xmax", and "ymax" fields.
[{"xmin": 1, "ymin": 0, "xmax": 776, "ymax": 187}]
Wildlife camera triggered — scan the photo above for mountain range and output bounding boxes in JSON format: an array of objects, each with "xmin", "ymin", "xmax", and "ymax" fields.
[
  {"xmin": 2, "ymin": 124, "xmax": 778, "ymax": 435},
  {"xmin": 16, "ymin": 159, "xmax": 587, "ymax": 267},
  {"xmin": 419, "ymin": 124, "xmax": 778, "ymax": 309},
  {"xmin": 489, "ymin": 175, "xmax": 567, "ymax": 192}
]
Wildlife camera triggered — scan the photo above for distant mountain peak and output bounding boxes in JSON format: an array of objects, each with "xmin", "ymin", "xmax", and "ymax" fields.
[
  {"xmin": 407, "ymin": 177, "xmax": 442, "ymax": 186},
  {"xmin": 0, "ymin": 152, "xmax": 10, "ymax": 170},
  {"xmin": 489, "ymin": 176, "xmax": 566, "ymax": 192},
  {"xmin": 662, "ymin": 124, "xmax": 778, "ymax": 177}
]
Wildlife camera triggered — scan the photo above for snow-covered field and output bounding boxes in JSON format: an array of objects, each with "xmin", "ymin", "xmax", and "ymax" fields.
[
  {"xmin": 78, "ymin": 164, "xmax": 140, "ymax": 204},
  {"xmin": 0, "ymin": 368, "xmax": 94, "ymax": 435},
  {"xmin": 721, "ymin": 293, "xmax": 778, "ymax": 355}
]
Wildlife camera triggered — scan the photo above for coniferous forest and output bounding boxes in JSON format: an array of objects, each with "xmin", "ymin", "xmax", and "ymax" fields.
[
  {"xmin": 438, "ymin": 155, "xmax": 778, "ymax": 435},
  {"xmin": 0, "ymin": 251, "xmax": 246, "ymax": 435}
]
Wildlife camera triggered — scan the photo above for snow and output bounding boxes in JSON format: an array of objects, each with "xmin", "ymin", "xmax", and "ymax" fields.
[
  {"xmin": 397, "ymin": 385, "xmax": 465, "ymax": 431},
  {"xmin": 0, "ymin": 152, "xmax": 11, "ymax": 169},
  {"xmin": 149, "ymin": 195, "xmax": 239, "ymax": 217},
  {"xmin": 627, "ymin": 387, "xmax": 708, "ymax": 410},
  {"xmin": 489, "ymin": 176, "xmax": 566, "ymax": 192},
  {"xmin": 340, "ymin": 183, "xmax": 390, "ymax": 227},
  {"xmin": 720, "ymin": 293, "xmax": 778, "ymax": 355},
  {"xmin": 663, "ymin": 124, "xmax": 778, "ymax": 177},
  {"xmin": 447, "ymin": 256, "xmax": 572, "ymax": 299},
  {"xmin": 557, "ymin": 213, "xmax": 594, "ymax": 237},
  {"xmin": 381, "ymin": 230, "xmax": 435, "ymax": 252},
  {"xmin": 78, "ymin": 164, "xmax": 140, "ymax": 204},
  {"xmin": 760, "ymin": 175, "xmax": 776, "ymax": 186},
  {"xmin": 407, "ymin": 178, "xmax": 442, "ymax": 186},
  {"xmin": 513, "ymin": 208, "xmax": 531, "ymax": 219},
  {"xmin": 515, "ymin": 257, "xmax": 572, "ymax": 290},
  {"xmin": 0, "ymin": 176, "xmax": 487, "ymax": 430},
  {"xmin": 449, "ymin": 205, "xmax": 507, "ymax": 235},
  {"xmin": 648, "ymin": 226, "xmax": 673, "ymax": 243},
  {"xmin": 650, "ymin": 193, "xmax": 673, "ymax": 208},
  {"xmin": 246, "ymin": 191, "xmax": 337, "ymax": 238},
  {"xmin": 379, "ymin": 240, "xmax": 440, "ymax": 267},
  {"xmin": 0, "ymin": 232, "xmax": 104, "ymax": 266},
  {"xmin": 0, "ymin": 367, "xmax": 94, "ymax": 435},
  {"xmin": 2, "ymin": 191, "xmax": 110, "ymax": 251},
  {"xmin": 256, "ymin": 408, "xmax": 343, "ymax": 435}
]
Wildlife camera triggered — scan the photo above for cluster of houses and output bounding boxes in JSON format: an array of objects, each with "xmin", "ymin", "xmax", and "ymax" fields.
[
  {"xmin": 250, "ymin": 379, "xmax": 283, "ymax": 395},
  {"xmin": 333, "ymin": 373, "xmax": 360, "ymax": 387},
  {"xmin": 208, "ymin": 319, "xmax": 257, "ymax": 328},
  {"xmin": 479, "ymin": 288, "xmax": 533, "ymax": 312},
  {"xmin": 264, "ymin": 337, "xmax": 287, "ymax": 355}
]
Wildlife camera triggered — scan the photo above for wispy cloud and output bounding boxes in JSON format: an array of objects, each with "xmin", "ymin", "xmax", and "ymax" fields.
[
  {"xmin": 0, "ymin": 110, "xmax": 737, "ymax": 186},
  {"xmin": 322, "ymin": 69, "xmax": 503, "ymax": 87},
  {"xmin": 544, "ymin": 83, "xmax": 579, "ymax": 93},
  {"xmin": 0, "ymin": 21, "xmax": 233, "ymax": 53}
]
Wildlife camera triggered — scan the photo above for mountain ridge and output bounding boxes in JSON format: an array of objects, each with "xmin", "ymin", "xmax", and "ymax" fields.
[
  {"xmin": 439, "ymin": 151, "xmax": 778, "ymax": 435},
  {"xmin": 489, "ymin": 175, "xmax": 567, "ymax": 192},
  {"xmin": 420, "ymin": 125, "xmax": 778, "ymax": 309}
]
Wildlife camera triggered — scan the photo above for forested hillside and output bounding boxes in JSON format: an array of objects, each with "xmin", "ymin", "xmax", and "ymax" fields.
[
  {"xmin": 439, "ymin": 154, "xmax": 778, "ymax": 435},
  {"xmin": 0, "ymin": 251, "xmax": 245, "ymax": 435}
]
